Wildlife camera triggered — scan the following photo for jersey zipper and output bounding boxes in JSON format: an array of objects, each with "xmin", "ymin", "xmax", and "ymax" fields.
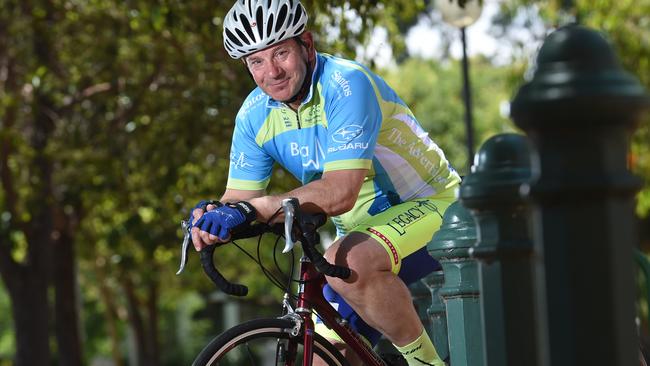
[
  {"xmin": 294, "ymin": 105, "xmax": 302, "ymax": 129},
  {"xmin": 282, "ymin": 103, "xmax": 302, "ymax": 129}
]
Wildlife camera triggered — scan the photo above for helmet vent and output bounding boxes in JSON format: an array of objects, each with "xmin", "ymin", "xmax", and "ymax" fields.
[
  {"xmin": 293, "ymin": 5, "xmax": 303, "ymax": 26},
  {"xmin": 276, "ymin": 4, "xmax": 288, "ymax": 33},
  {"xmin": 240, "ymin": 16, "xmax": 256, "ymax": 42},
  {"xmin": 225, "ymin": 29, "xmax": 243, "ymax": 47},
  {"xmin": 256, "ymin": 7, "xmax": 265, "ymax": 40},
  {"xmin": 235, "ymin": 28, "xmax": 249, "ymax": 45},
  {"xmin": 267, "ymin": 13, "xmax": 274, "ymax": 37}
]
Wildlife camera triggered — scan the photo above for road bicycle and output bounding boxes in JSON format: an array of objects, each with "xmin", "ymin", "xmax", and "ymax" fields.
[{"xmin": 177, "ymin": 198, "xmax": 408, "ymax": 366}]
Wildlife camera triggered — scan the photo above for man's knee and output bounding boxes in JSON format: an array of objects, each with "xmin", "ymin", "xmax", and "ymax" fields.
[{"xmin": 323, "ymin": 232, "xmax": 392, "ymax": 294}]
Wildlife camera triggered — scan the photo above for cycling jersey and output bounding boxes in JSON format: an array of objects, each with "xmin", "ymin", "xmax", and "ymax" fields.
[{"xmin": 227, "ymin": 52, "xmax": 461, "ymax": 236}]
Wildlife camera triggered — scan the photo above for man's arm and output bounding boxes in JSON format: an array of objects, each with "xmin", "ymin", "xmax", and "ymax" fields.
[
  {"xmin": 249, "ymin": 168, "xmax": 367, "ymax": 223},
  {"xmin": 192, "ymin": 169, "xmax": 366, "ymax": 249},
  {"xmin": 220, "ymin": 188, "xmax": 265, "ymax": 203}
]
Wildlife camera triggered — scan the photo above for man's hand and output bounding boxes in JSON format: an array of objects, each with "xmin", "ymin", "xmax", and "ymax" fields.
[
  {"xmin": 191, "ymin": 201, "xmax": 257, "ymax": 251},
  {"xmin": 188, "ymin": 200, "xmax": 222, "ymax": 250}
]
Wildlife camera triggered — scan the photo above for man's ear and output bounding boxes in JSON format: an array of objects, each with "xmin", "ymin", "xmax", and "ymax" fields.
[{"xmin": 299, "ymin": 31, "xmax": 315, "ymax": 61}]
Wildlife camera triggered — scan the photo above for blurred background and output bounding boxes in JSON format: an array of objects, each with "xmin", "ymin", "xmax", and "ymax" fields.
[{"xmin": 0, "ymin": 0, "xmax": 648, "ymax": 365}]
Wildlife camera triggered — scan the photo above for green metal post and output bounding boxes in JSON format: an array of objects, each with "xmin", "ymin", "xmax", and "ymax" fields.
[
  {"xmin": 459, "ymin": 133, "xmax": 539, "ymax": 366},
  {"xmin": 511, "ymin": 24, "xmax": 650, "ymax": 366},
  {"xmin": 409, "ymin": 271, "xmax": 449, "ymax": 362},
  {"xmin": 635, "ymin": 250, "xmax": 650, "ymax": 328},
  {"xmin": 429, "ymin": 202, "xmax": 484, "ymax": 366},
  {"xmin": 421, "ymin": 271, "xmax": 450, "ymax": 362},
  {"xmin": 379, "ymin": 274, "xmax": 449, "ymax": 360}
]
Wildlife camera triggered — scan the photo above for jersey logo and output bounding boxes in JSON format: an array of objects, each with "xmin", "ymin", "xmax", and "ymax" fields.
[
  {"xmin": 231, "ymin": 152, "xmax": 253, "ymax": 170},
  {"xmin": 289, "ymin": 140, "xmax": 326, "ymax": 170},
  {"xmin": 332, "ymin": 71, "xmax": 352, "ymax": 97},
  {"xmin": 303, "ymin": 140, "xmax": 326, "ymax": 169},
  {"xmin": 333, "ymin": 125, "xmax": 363, "ymax": 143}
]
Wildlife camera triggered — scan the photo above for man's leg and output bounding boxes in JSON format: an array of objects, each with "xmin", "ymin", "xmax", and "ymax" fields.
[
  {"xmin": 313, "ymin": 343, "xmax": 363, "ymax": 366},
  {"xmin": 322, "ymin": 232, "xmax": 444, "ymax": 366}
]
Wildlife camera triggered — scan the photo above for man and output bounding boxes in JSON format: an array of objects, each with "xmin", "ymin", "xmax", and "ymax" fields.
[{"xmin": 189, "ymin": 1, "xmax": 461, "ymax": 365}]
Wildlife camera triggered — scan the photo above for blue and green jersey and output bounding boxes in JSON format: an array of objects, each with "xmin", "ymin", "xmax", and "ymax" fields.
[{"xmin": 227, "ymin": 52, "xmax": 461, "ymax": 236}]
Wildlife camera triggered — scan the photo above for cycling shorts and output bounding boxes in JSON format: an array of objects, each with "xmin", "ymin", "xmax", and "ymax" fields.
[{"xmin": 315, "ymin": 190, "xmax": 457, "ymax": 345}]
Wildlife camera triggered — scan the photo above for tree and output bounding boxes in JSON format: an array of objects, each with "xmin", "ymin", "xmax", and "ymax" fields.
[{"xmin": 0, "ymin": 1, "xmax": 442, "ymax": 364}]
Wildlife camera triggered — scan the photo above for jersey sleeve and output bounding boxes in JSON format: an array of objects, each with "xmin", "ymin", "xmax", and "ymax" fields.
[
  {"xmin": 323, "ymin": 68, "xmax": 382, "ymax": 172},
  {"xmin": 226, "ymin": 115, "xmax": 274, "ymax": 191}
]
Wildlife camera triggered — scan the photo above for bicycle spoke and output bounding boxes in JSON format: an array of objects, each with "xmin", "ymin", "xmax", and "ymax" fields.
[
  {"xmin": 275, "ymin": 339, "xmax": 285, "ymax": 365},
  {"xmin": 244, "ymin": 342, "xmax": 257, "ymax": 365},
  {"xmin": 193, "ymin": 319, "xmax": 346, "ymax": 366}
]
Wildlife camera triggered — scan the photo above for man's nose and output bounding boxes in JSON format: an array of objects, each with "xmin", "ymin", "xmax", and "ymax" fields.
[{"xmin": 266, "ymin": 60, "xmax": 283, "ymax": 78}]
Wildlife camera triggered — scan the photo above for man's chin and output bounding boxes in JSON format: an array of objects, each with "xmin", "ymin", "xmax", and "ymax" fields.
[
  {"xmin": 268, "ymin": 93, "xmax": 294, "ymax": 103},
  {"xmin": 264, "ymin": 84, "xmax": 298, "ymax": 101}
]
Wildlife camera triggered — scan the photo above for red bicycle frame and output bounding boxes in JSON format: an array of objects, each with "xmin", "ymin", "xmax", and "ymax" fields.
[{"xmin": 292, "ymin": 255, "xmax": 387, "ymax": 366}]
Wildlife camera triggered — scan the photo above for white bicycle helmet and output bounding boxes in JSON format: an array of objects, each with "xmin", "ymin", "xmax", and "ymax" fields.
[{"xmin": 223, "ymin": 0, "xmax": 309, "ymax": 59}]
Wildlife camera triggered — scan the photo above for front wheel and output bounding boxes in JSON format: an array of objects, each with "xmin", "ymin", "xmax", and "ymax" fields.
[{"xmin": 193, "ymin": 318, "xmax": 349, "ymax": 366}]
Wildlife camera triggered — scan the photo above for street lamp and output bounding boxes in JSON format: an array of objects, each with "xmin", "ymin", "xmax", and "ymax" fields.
[{"xmin": 436, "ymin": 0, "xmax": 483, "ymax": 172}]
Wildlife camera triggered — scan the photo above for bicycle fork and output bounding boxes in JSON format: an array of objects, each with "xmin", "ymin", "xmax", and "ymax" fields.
[
  {"xmin": 277, "ymin": 255, "xmax": 319, "ymax": 366},
  {"xmin": 295, "ymin": 255, "xmax": 318, "ymax": 366}
]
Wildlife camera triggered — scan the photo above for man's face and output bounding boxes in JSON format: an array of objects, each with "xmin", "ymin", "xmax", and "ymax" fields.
[{"xmin": 244, "ymin": 38, "xmax": 309, "ymax": 102}]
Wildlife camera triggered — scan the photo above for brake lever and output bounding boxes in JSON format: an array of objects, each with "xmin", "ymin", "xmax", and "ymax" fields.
[
  {"xmin": 176, "ymin": 220, "xmax": 192, "ymax": 275},
  {"xmin": 281, "ymin": 198, "xmax": 296, "ymax": 253}
]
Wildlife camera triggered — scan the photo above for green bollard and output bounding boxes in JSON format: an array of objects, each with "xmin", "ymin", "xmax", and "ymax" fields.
[
  {"xmin": 511, "ymin": 24, "xmax": 650, "ymax": 366},
  {"xmin": 409, "ymin": 279, "xmax": 434, "ymax": 336},
  {"xmin": 378, "ymin": 274, "xmax": 449, "ymax": 360},
  {"xmin": 422, "ymin": 271, "xmax": 450, "ymax": 363},
  {"xmin": 459, "ymin": 133, "xmax": 539, "ymax": 366},
  {"xmin": 408, "ymin": 271, "xmax": 450, "ymax": 362},
  {"xmin": 429, "ymin": 202, "xmax": 484, "ymax": 366}
]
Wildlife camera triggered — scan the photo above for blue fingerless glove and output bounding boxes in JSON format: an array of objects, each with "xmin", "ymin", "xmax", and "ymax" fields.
[
  {"xmin": 188, "ymin": 199, "xmax": 222, "ymax": 227},
  {"xmin": 194, "ymin": 201, "xmax": 257, "ymax": 240}
]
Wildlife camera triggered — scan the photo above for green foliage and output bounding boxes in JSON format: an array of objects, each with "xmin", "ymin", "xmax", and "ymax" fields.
[
  {"xmin": 497, "ymin": 0, "xmax": 650, "ymax": 217},
  {"xmin": 0, "ymin": 290, "xmax": 14, "ymax": 362},
  {"xmin": 306, "ymin": 0, "xmax": 428, "ymax": 58},
  {"xmin": 1, "ymin": 0, "xmax": 648, "ymax": 364},
  {"xmin": 0, "ymin": 0, "xmax": 438, "ymax": 364}
]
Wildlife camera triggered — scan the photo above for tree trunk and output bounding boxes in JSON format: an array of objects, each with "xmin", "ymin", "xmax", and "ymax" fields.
[
  {"xmin": 53, "ymin": 226, "xmax": 83, "ymax": 366},
  {"xmin": 123, "ymin": 276, "xmax": 150, "ymax": 366},
  {"xmin": 96, "ymin": 260, "xmax": 125, "ymax": 366},
  {"xmin": 146, "ymin": 280, "xmax": 161, "ymax": 366},
  {"xmin": 6, "ymin": 270, "xmax": 51, "ymax": 366}
]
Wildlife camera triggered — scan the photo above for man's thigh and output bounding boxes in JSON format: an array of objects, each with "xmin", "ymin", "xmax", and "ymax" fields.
[{"xmin": 350, "ymin": 196, "xmax": 454, "ymax": 274}]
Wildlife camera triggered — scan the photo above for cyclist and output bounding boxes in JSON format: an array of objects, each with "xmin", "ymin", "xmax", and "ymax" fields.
[{"xmin": 189, "ymin": 1, "xmax": 460, "ymax": 365}]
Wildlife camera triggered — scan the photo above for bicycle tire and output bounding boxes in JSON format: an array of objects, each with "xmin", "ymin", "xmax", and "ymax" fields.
[{"xmin": 193, "ymin": 318, "xmax": 349, "ymax": 366}]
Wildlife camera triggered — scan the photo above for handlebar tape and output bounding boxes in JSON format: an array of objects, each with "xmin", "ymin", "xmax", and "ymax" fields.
[
  {"xmin": 302, "ymin": 241, "xmax": 351, "ymax": 279},
  {"xmin": 197, "ymin": 203, "xmax": 350, "ymax": 295},
  {"xmin": 199, "ymin": 245, "xmax": 248, "ymax": 297}
]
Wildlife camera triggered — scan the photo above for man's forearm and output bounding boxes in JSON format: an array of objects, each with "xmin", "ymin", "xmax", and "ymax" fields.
[{"xmin": 249, "ymin": 169, "xmax": 367, "ymax": 223}]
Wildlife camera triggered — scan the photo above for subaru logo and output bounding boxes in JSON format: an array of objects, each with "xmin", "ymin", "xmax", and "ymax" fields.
[{"xmin": 333, "ymin": 125, "xmax": 363, "ymax": 143}]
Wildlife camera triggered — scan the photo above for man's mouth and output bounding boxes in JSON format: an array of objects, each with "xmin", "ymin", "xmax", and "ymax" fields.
[{"xmin": 270, "ymin": 79, "xmax": 289, "ymax": 87}]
